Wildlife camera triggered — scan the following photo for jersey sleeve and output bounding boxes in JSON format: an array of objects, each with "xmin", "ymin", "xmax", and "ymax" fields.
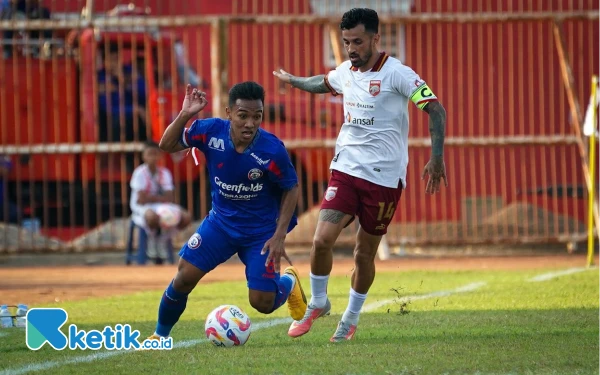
[
  {"xmin": 129, "ymin": 167, "xmax": 146, "ymax": 191},
  {"xmin": 266, "ymin": 142, "xmax": 299, "ymax": 191},
  {"xmin": 159, "ymin": 168, "xmax": 175, "ymax": 192},
  {"xmin": 323, "ymin": 64, "xmax": 345, "ymax": 96},
  {"xmin": 393, "ymin": 65, "xmax": 438, "ymax": 110},
  {"xmin": 179, "ymin": 118, "xmax": 216, "ymax": 151}
]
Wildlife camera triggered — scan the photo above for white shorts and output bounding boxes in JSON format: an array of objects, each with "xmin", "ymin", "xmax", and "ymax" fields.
[{"xmin": 131, "ymin": 203, "xmax": 183, "ymax": 231}]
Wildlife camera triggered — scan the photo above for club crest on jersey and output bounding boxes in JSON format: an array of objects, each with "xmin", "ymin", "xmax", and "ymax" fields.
[
  {"xmin": 248, "ymin": 168, "xmax": 263, "ymax": 181},
  {"xmin": 325, "ymin": 186, "xmax": 338, "ymax": 201},
  {"xmin": 187, "ymin": 233, "xmax": 202, "ymax": 249},
  {"xmin": 369, "ymin": 80, "xmax": 381, "ymax": 96}
]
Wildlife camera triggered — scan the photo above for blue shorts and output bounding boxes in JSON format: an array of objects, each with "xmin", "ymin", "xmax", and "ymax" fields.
[{"xmin": 179, "ymin": 216, "xmax": 279, "ymax": 293}]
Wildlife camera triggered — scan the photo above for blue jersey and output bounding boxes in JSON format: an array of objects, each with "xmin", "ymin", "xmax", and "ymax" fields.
[{"xmin": 180, "ymin": 118, "xmax": 298, "ymax": 237}]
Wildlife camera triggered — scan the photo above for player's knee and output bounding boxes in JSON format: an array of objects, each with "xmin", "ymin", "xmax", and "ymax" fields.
[
  {"xmin": 144, "ymin": 210, "xmax": 160, "ymax": 229},
  {"xmin": 178, "ymin": 210, "xmax": 192, "ymax": 229},
  {"xmin": 250, "ymin": 300, "xmax": 273, "ymax": 314},
  {"xmin": 312, "ymin": 234, "xmax": 335, "ymax": 253},
  {"xmin": 172, "ymin": 259, "xmax": 205, "ymax": 293},
  {"xmin": 248, "ymin": 292, "xmax": 275, "ymax": 314}
]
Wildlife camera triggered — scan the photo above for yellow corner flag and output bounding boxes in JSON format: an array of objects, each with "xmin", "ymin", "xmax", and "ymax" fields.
[{"xmin": 584, "ymin": 75, "xmax": 598, "ymax": 268}]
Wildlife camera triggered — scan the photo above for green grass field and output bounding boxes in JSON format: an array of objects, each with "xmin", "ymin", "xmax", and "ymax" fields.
[{"xmin": 0, "ymin": 267, "xmax": 598, "ymax": 375}]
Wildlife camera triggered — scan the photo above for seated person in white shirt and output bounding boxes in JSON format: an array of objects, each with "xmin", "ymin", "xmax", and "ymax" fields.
[{"xmin": 130, "ymin": 141, "xmax": 192, "ymax": 263}]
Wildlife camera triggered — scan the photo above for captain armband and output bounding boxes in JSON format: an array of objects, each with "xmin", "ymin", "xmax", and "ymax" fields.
[{"xmin": 409, "ymin": 84, "xmax": 438, "ymax": 110}]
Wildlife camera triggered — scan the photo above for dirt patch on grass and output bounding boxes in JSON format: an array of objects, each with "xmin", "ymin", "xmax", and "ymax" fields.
[{"xmin": 0, "ymin": 254, "xmax": 595, "ymax": 306}]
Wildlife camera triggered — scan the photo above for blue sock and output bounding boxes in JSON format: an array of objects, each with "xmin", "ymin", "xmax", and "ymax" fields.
[
  {"xmin": 270, "ymin": 274, "xmax": 294, "ymax": 313},
  {"xmin": 155, "ymin": 281, "xmax": 189, "ymax": 337}
]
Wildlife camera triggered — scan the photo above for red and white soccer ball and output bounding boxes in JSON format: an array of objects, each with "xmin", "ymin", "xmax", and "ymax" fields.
[
  {"xmin": 156, "ymin": 204, "xmax": 181, "ymax": 229},
  {"xmin": 205, "ymin": 305, "xmax": 252, "ymax": 347}
]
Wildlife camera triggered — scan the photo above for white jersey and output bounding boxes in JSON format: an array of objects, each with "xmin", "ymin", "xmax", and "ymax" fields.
[
  {"xmin": 324, "ymin": 52, "xmax": 437, "ymax": 188},
  {"xmin": 129, "ymin": 164, "xmax": 174, "ymax": 214}
]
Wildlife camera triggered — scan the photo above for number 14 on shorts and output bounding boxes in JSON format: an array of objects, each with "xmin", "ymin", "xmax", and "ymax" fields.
[{"xmin": 377, "ymin": 202, "xmax": 395, "ymax": 221}]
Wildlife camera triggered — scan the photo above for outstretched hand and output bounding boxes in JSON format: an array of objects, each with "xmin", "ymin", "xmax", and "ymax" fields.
[
  {"xmin": 181, "ymin": 84, "xmax": 208, "ymax": 116},
  {"xmin": 421, "ymin": 155, "xmax": 449, "ymax": 194},
  {"xmin": 273, "ymin": 68, "xmax": 294, "ymax": 85}
]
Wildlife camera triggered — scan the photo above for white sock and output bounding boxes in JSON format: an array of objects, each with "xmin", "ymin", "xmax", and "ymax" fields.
[
  {"xmin": 309, "ymin": 272, "xmax": 329, "ymax": 307},
  {"xmin": 341, "ymin": 288, "xmax": 367, "ymax": 325}
]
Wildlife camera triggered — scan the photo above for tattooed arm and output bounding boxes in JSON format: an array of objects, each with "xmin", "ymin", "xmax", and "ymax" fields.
[
  {"xmin": 273, "ymin": 69, "xmax": 331, "ymax": 94},
  {"xmin": 421, "ymin": 101, "xmax": 449, "ymax": 194},
  {"xmin": 289, "ymin": 75, "xmax": 331, "ymax": 94},
  {"xmin": 424, "ymin": 101, "xmax": 447, "ymax": 157}
]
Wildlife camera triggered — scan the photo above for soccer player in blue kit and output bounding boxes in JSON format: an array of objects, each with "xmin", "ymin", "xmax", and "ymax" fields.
[{"xmin": 148, "ymin": 82, "xmax": 307, "ymax": 340}]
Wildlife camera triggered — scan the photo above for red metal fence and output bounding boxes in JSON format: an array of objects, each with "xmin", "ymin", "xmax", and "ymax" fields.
[{"xmin": 0, "ymin": 0, "xmax": 597, "ymax": 252}]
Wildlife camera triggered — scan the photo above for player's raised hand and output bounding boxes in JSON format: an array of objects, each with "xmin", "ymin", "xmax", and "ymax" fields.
[
  {"xmin": 181, "ymin": 84, "xmax": 208, "ymax": 116},
  {"xmin": 272, "ymin": 68, "xmax": 293, "ymax": 85},
  {"xmin": 261, "ymin": 234, "xmax": 289, "ymax": 273},
  {"xmin": 421, "ymin": 155, "xmax": 449, "ymax": 194}
]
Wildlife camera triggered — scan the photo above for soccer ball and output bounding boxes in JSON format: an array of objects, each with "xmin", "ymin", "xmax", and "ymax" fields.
[
  {"xmin": 205, "ymin": 305, "xmax": 252, "ymax": 347},
  {"xmin": 156, "ymin": 204, "xmax": 181, "ymax": 229}
]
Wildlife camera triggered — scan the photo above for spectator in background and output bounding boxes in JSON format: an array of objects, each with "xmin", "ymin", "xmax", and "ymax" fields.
[
  {"xmin": 97, "ymin": 45, "xmax": 148, "ymax": 143},
  {"xmin": 129, "ymin": 142, "xmax": 192, "ymax": 265},
  {"xmin": 1, "ymin": 0, "xmax": 51, "ymax": 58},
  {"xmin": 0, "ymin": 155, "xmax": 19, "ymax": 224}
]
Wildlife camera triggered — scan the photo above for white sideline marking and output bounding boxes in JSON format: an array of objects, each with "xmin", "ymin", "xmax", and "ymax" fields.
[
  {"xmin": 0, "ymin": 318, "xmax": 291, "ymax": 375},
  {"xmin": 0, "ymin": 282, "xmax": 485, "ymax": 375},
  {"xmin": 362, "ymin": 282, "xmax": 487, "ymax": 312},
  {"xmin": 527, "ymin": 267, "xmax": 596, "ymax": 282}
]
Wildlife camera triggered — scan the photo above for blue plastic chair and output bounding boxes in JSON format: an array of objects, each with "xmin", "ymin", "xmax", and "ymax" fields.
[{"xmin": 125, "ymin": 219, "xmax": 176, "ymax": 265}]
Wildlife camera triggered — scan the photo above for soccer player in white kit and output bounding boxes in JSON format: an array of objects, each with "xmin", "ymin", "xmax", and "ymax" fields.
[{"xmin": 273, "ymin": 8, "xmax": 448, "ymax": 342}]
